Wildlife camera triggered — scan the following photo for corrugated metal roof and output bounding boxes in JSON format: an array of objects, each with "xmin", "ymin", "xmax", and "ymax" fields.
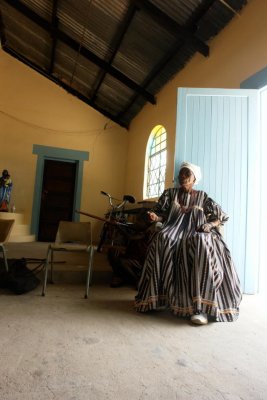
[{"xmin": 0, "ymin": 0, "xmax": 247, "ymax": 128}]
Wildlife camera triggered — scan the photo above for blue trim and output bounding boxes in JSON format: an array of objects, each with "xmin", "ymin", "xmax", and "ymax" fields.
[
  {"xmin": 240, "ymin": 66, "xmax": 267, "ymax": 89},
  {"xmin": 32, "ymin": 144, "xmax": 89, "ymax": 160},
  {"xmin": 31, "ymin": 145, "xmax": 89, "ymax": 238}
]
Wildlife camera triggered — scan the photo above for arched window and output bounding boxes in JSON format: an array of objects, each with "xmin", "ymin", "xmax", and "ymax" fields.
[{"xmin": 143, "ymin": 125, "xmax": 167, "ymax": 199}]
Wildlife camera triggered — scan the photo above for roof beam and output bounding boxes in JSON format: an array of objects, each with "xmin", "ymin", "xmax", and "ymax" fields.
[
  {"xmin": 3, "ymin": 0, "xmax": 156, "ymax": 104},
  {"xmin": 91, "ymin": 3, "xmax": 138, "ymax": 102},
  {"xmin": 187, "ymin": 0, "xmax": 217, "ymax": 28},
  {"xmin": 2, "ymin": 45, "xmax": 129, "ymax": 128},
  {"xmin": 118, "ymin": 38, "xmax": 186, "ymax": 122},
  {"xmin": 48, "ymin": 0, "xmax": 59, "ymax": 74},
  {"xmin": 119, "ymin": 0, "xmax": 215, "ymax": 122},
  {"xmin": 133, "ymin": 0, "xmax": 209, "ymax": 57},
  {"xmin": 57, "ymin": 29, "xmax": 155, "ymax": 104},
  {"xmin": 0, "ymin": 8, "xmax": 7, "ymax": 46}
]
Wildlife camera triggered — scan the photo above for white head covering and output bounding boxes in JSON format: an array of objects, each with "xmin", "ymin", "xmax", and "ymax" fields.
[{"xmin": 179, "ymin": 162, "xmax": 202, "ymax": 185}]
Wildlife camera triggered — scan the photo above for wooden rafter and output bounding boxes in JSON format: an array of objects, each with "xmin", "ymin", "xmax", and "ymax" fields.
[{"xmin": 3, "ymin": 0, "xmax": 156, "ymax": 105}]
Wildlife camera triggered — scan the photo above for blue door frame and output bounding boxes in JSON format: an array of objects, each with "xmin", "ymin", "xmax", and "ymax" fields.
[{"xmin": 31, "ymin": 145, "xmax": 89, "ymax": 238}]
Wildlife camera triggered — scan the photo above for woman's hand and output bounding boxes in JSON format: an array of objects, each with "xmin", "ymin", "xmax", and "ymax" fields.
[
  {"xmin": 197, "ymin": 223, "xmax": 214, "ymax": 233},
  {"xmin": 197, "ymin": 219, "xmax": 220, "ymax": 233},
  {"xmin": 147, "ymin": 211, "xmax": 161, "ymax": 222}
]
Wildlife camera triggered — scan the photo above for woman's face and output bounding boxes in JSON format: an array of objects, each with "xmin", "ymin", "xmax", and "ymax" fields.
[{"xmin": 178, "ymin": 168, "xmax": 195, "ymax": 191}]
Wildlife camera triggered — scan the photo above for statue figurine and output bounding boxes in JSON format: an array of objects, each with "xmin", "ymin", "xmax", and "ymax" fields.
[{"xmin": 0, "ymin": 169, "xmax": 13, "ymax": 212}]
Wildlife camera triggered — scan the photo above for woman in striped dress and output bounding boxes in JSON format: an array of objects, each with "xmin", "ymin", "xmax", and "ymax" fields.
[{"xmin": 134, "ymin": 162, "xmax": 242, "ymax": 324}]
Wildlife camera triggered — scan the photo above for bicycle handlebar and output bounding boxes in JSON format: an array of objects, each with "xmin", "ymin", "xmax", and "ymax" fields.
[{"xmin": 100, "ymin": 190, "xmax": 135, "ymax": 209}]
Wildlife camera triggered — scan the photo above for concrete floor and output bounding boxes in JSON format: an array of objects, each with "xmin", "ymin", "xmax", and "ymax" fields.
[{"xmin": 1, "ymin": 242, "xmax": 267, "ymax": 400}]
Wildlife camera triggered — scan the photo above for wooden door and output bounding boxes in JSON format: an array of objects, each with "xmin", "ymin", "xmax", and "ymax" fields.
[
  {"xmin": 38, "ymin": 159, "xmax": 77, "ymax": 241},
  {"xmin": 175, "ymin": 88, "xmax": 260, "ymax": 293}
]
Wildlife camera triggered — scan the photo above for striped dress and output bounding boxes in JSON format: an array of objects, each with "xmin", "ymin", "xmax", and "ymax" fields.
[{"xmin": 134, "ymin": 188, "xmax": 242, "ymax": 322}]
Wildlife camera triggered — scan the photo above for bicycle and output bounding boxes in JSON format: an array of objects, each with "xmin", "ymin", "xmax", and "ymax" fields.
[{"xmin": 97, "ymin": 191, "xmax": 136, "ymax": 252}]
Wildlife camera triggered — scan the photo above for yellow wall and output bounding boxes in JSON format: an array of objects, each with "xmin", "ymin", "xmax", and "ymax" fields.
[
  {"xmin": 0, "ymin": 50, "xmax": 128, "ymax": 237},
  {"xmin": 126, "ymin": 0, "xmax": 267, "ymax": 200},
  {"xmin": 1, "ymin": 0, "xmax": 266, "ymax": 240}
]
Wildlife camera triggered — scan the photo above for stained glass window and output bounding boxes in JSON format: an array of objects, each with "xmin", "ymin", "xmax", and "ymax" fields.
[{"xmin": 144, "ymin": 125, "xmax": 167, "ymax": 199}]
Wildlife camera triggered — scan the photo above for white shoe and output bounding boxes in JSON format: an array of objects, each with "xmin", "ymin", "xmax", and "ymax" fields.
[{"xmin": 191, "ymin": 313, "xmax": 208, "ymax": 325}]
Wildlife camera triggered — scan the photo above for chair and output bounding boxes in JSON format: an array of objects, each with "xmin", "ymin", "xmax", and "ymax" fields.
[
  {"xmin": 0, "ymin": 219, "xmax": 15, "ymax": 272},
  {"xmin": 42, "ymin": 221, "xmax": 95, "ymax": 298}
]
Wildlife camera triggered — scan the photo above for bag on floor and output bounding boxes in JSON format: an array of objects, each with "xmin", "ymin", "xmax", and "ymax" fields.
[{"xmin": 0, "ymin": 258, "xmax": 40, "ymax": 294}]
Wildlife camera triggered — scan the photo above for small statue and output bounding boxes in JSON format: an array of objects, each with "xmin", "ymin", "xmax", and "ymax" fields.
[{"xmin": 0, "ymin": 169, "xmax": 13, "ymax": 212}]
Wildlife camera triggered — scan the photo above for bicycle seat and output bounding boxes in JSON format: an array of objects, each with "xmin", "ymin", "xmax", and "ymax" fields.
[{"xmin": 123, "ymin": 195, "xmax": 135, "ymax": 204}]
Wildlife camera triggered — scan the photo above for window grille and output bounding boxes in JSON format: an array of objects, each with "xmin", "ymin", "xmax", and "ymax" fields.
[{"xmin": 145, "ymin": 125, "xmax": 167, "ymax": 199}]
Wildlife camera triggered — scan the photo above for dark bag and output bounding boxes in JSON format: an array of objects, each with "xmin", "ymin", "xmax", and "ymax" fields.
[{"xmin": 0, "ymin": 258, "xmax": 41, "ymax": 294}]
